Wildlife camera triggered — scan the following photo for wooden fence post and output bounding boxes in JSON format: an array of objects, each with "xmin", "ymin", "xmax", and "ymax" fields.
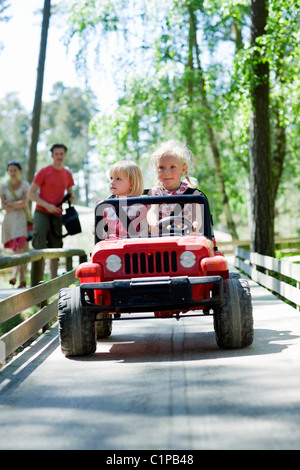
[{"xmin": 31, "ymin": 258, "xmax": 45, "ymax": 287}]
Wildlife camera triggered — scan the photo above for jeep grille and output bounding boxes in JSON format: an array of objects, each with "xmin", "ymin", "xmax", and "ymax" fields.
[{"xmin": 125, "ymin": 251, "xmax": 177, "ymax": 275}]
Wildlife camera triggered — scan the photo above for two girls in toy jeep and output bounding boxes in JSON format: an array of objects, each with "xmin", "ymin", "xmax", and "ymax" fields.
[
  {"xmin": 80, "ymin": 146, "xmax": 228, "ymax": 316},
  {"xmin": 75, "ymin": 193, "xmax": 253, "ymax": 350},
  {"xmin": 59, "ymin": 141, "xmax": 253, "ymax": 357}
]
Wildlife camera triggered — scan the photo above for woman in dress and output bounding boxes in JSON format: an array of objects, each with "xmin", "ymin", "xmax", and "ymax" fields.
[{"xmin": 1, "ymin": 161, "xmax": 30, "ymax": 287}]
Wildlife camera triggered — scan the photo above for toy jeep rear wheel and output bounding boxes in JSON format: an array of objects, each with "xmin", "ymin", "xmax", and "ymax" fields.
[
  {"xmin": 96, "ymin": 312, "xmax": 112, "ymax": 338},
  {"xmin": 58, "ymin": 286, "xmax": 96, "ymax": 357},
  {"xmin": 213, "ymin": 274, "xmax": 253, "ymax": 349}
]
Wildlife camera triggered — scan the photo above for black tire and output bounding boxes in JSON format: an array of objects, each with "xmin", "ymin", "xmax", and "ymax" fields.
[
  {"xmin": 96, "ymin": 312, "xmax": 113, "ymax": 338},
  {"xmin": 213, "ymin": 274, "xmax": 253, "ymax": 349},
  {"xmin": 58, "ymin": 286, "xmax": 96, "ymax": 357}
]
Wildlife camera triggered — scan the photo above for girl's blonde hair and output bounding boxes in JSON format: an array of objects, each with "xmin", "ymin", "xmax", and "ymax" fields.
[
  {"xmin": 110, "ymin": 160, "xmax": 144, "ymax": 197},
  {"xmin": 151, "ymin": 140, "xmax": 196, "ymax": 187}
]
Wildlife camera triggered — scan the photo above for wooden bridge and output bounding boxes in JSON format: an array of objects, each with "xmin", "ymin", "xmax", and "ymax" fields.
[{"xmin": 0, "ymin": 240, "xmax": 299, "ymax": 450}]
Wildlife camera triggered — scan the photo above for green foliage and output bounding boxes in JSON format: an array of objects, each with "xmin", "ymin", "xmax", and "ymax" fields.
[
  {"xmin": 68, "ymin": 0, "xmax": 120, "ymax": 33},
  {"xmin": 39, "ymin": 82, "xmax": 97, "ymax": 168},
  {"xmin": 0, "ymin": 93, "xmax": 30, "ymax": 179}
]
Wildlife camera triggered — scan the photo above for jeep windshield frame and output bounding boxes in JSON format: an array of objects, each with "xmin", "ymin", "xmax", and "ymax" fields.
[{"xmin": 94, "ymin": 194, "xmax": 213, "ymax": 243}]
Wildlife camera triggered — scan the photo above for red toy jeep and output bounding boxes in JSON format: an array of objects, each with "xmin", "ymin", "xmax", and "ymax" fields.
[{"xmin": 58, "ymin": 194, "xmax": 253, "ymax": 356}]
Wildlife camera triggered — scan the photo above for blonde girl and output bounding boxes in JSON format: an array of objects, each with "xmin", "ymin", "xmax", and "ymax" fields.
[
  {"xmin": 102, "ymin": 160, "xmax": 145, "ymax": 238},
  {"xmin": 109, "ymin": 160, "xmax": 144, "ymax": 198},
  {"xmin": 148, "ymin": 140, "xmax": 201, "ymax": 233},
  {"xmin": 149, "ymin": 140, "xmax": 197, "ymax": 194}
]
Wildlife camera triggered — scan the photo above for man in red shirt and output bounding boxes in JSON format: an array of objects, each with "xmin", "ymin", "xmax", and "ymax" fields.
[{"xmin": 28, "ymin": 144, "xmax": 75, "ymax": 278}]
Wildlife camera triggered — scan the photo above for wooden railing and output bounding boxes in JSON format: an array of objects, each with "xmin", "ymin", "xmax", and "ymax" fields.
[
  {"xmin": 234, "ymin": 246, "xmax": 300, "ymax": 311},
  {"xmin": 218, "ymin": 236, "xmax": 300, "ymax": 254},
  {"xmin": 0, "ymin": 248, "xmax": 87, "ymax": 366}
]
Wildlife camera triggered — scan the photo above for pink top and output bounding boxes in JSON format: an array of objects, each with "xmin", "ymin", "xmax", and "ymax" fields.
[{"xmin": 150, "ymin": 181, "xmax": 197, "ymax": 223}]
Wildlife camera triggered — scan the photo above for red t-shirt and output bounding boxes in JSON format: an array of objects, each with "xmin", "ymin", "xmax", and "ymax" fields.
[{"xmin": 33, "ymin": 165, "xmax": 74, "ymax": 215}]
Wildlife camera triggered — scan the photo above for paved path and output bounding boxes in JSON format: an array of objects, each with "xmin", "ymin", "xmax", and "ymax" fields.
[{"xmin": 0, "ymin": 276, "xmax": 300, "ymax": 450}]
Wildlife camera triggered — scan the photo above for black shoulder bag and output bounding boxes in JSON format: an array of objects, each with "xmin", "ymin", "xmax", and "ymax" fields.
[{"xmin": 50, "ymin": 193, "xmax": 82, "ymax": 238}]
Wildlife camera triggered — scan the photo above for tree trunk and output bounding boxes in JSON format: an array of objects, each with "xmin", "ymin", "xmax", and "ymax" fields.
[
  {"xmin": 249, "ymin": 0, "xmax": 274, "ymax": 256},
  {"xmin": 26, "ymin": 0, "xmax": 51, "ymax": 183},
  {"xmin": 185, "ymin": 10, "xmax": 195, "ymax": 151}
]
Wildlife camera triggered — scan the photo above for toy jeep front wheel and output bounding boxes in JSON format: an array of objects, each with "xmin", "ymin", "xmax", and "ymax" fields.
[
  {"xmin": 213, "ymin": 274, "xmax": 253, "ymax": 349},
  {"xmin": 58, "ymin": 286, "xmax": 96, "ymax": 357}
]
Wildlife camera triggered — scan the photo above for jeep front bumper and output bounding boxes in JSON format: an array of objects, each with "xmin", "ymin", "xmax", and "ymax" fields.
[{"xmin": 80, "ymin": 275, "xmax": 223, "ymax": 313}]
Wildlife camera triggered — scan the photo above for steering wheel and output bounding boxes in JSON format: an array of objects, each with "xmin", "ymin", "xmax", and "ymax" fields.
[{"xmin": 158, "ymin": 216, "xmax": 193, "ymax": 234}]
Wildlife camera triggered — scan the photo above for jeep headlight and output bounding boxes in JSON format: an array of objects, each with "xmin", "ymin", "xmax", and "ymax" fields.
[
  {"xmin": 106, "ymin": 254, "xmax": 122, "ymax": 272},
  {"xmin": 180, "ymin": 251, "xmax": 196, "ymax": 268}
]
